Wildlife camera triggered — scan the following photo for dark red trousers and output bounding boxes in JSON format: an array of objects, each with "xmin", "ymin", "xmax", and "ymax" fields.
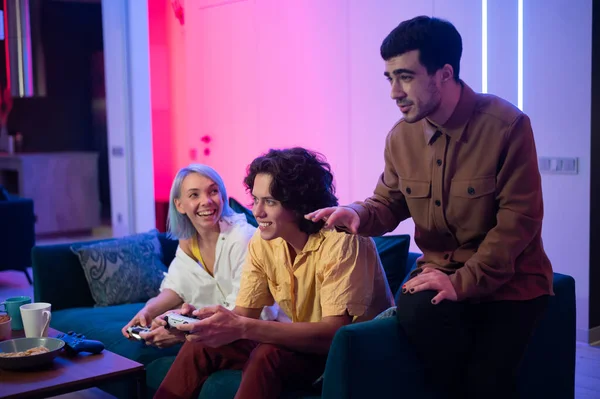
[{"xmin": 154, "ymin": 339, "xmax": 327, "ymax": 399}]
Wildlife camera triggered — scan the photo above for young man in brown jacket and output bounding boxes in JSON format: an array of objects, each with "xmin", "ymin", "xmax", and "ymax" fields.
[{"xmin": 307, "ymin": 15, "xmax": 553, "ymax": 399}]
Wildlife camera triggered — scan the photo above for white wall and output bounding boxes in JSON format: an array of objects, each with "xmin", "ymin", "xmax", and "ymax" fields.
[
  {"xmin": 523, "ymin": 0, "xmax": 592, "ymax": 340},
  {"xmin": 487, "ymin": 0, "xmax": 518, "ymax": 104},
  {"xmin": 347, "ymin": 0, "xmax": 432, "ymax": 251},
  {"xmin": 182, "ymin": 0, "xmax": 259, "ymax": 207},
  {"xmin": 181, "ymin": 0, "xmax": 353, "ymax": 208},
  {"xmin": 142, "ymin": 0, "xmax": 593, "ymax": 338},
  {"xmin": 347, "ymin": 0, "xmax": 482, "ymax": 250},
  {"xmin": 180, "ymin": 0, "xmax": 485, "ymax": 254},
  {"xmin": 102, "ymin": 0, "xmax": 156, "ymax": 236}
]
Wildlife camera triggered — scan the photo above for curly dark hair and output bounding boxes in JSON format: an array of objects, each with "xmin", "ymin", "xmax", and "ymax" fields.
[
  {"xmin": 244, "ymin": 147, "xmax": 338, "ymax": 235},
  {"xmin": 380, "ymin": 15, "xmax": 462, "ymax": 82}
]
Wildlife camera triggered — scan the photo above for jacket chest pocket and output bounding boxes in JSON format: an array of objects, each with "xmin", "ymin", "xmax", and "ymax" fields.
[
  {"xmin": 447, "ymin": 177, "xmax": 496, "ymax": 232},
  {"xmin": 399, "ymin": 178, "xmax": 431, "ymax": 227}
]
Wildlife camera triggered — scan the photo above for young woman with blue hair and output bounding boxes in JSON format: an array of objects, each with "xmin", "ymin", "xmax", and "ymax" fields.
[{"xmin": 121, "ymin": 164, "xmax": 278, "ymax": 348}]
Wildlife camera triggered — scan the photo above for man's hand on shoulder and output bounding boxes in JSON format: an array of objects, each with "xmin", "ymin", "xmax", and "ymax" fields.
[
  {"xmin": 305, "ymin": 206, "xmax": 360, "ymax": 234},
  {"xmin": 403, "ymin": 267, "xmax": 458, "ymax": 304}
]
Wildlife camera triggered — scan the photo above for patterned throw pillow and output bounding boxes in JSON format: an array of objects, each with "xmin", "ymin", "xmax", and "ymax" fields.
[{"xmin": 71, "ymin": 230, "xmax": 168, "ymax": 307}]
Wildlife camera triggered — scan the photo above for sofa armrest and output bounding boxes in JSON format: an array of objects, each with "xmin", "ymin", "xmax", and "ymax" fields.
[
  {"xmin": 32, "ymin": 243, "xmax": 96, "ymax": 311},
  {"xmin": 517, "ymin": 272, "xmax": 576, "ymax": 398},
  {"xmin": 0, "ymin": 197, "xmax": 35, "ymax": 270},
  {"xmin": 322, "ymin": 317, "xmax": 438, "ymax": 399},
  {"xmin": 322, "ymin": 272, "xmax": 576, "ymax": 399}
]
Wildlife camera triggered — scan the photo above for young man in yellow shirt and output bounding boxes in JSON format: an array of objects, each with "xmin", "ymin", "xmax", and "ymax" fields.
[{"xmin": 154, "ymin": 147, "xmax": 394, "ymax": 399}]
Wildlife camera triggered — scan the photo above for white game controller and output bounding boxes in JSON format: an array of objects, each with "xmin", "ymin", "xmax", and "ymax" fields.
[
  {"xmin": 126, "ymin": 325, "xmax": 151, "ymax": 341},
  {"xmin": 164, "ymin": 313, "xmax": 199, "ymax": 329}
]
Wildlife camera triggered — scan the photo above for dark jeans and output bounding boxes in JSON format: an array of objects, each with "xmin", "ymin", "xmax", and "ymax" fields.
[
  {"xmin": 396, "ymin": 290, "xmax": 549, "ymax": 399},
  {"xmin": 154, "ymin": 339, "xmax": 327, "ymax": 399}
]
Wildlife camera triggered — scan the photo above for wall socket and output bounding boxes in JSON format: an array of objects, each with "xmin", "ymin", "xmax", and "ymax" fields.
[
  {"xmin": 538, "ymin": 157, "xmax": 579, "ymax": 175},
  {"xmin": 111, "ymin": 146, "xmax": 124, "ymax": 157}
]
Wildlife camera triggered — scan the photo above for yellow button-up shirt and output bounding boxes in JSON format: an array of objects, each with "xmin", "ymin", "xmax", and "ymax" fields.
[{"xmin": 235, "ymin": 229, "xmax": 394, "ymax": 323}]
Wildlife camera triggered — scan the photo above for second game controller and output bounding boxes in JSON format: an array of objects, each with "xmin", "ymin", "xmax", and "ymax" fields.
[
  {"xmin": 57, "ymin": 331, "xmax": 105, "ymax": 355},
  {"xmin": 126, "ymin": 325, "xmax": 152, "ymax": 341}
]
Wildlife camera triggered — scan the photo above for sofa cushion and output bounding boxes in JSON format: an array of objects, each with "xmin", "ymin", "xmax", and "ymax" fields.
[
  {"xmin": 322, "ymin": 317, "xmax": 436, "ymax": 399},
  {"xmin": 51, "ymin": 303, "xmax": 182, "ymax": 365},
  {"xmin": 71, "ymin": 230, "xmax": 168, "ymax": 307},
  {"xmin": 158, "ymin": 234, "xmax": 179, "ymax": 266},
  {"xmin": 147, "ymin": 359, "xmax": 323, "ymax": 399},
  {"xmin": 229, "ymin": 197, "xmax": 258, "ymax": 227},
  {"xmin": 0, "ymin": 185, "xmax": 9, "ymax": 200},
  {"xmin": 147, "ymin": 355, "xmax": 179, "ymax": 395},
  {"xmin": 372, "ymin": 235, "xmax": 411, "ymax": 297},
  {"xmin": 200, "ymin": 370, "xmax": 322, "ymax": 399},
  {"xmin": 199, "ymin": 371, "xmax": 243, "ymax": 399}
]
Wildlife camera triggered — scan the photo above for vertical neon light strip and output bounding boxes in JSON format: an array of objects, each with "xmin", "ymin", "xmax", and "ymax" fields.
[
  {"xmin": 23, "ymin": 0, "xmax": 32, "ymax": 95},
  {"xmin": 3, "ymin": 0, "xmax": 11, "ymax": 90},
  {"xmin": 15, "ymin": 0, "xmax": 24, "ymax": 96},
  {"xmin": 481, "ymin": 0, "xmax": 487, "ymax": 93},
  {"xmin": 518, "ymin": 0, "xmax": 523, "ymax": 110}
]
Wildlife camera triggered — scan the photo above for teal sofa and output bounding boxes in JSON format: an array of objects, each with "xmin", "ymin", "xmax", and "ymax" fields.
[
  {"xmin": 31, "ymin": 206, "xmax": 416, "ymax": 398},
  {"xmin": 322, "ymin": 272, "xmax": 576, "ymax": 399},
  {"xmin": 31, "ymin": 203, "xmax": 575, "ymax": 398}
]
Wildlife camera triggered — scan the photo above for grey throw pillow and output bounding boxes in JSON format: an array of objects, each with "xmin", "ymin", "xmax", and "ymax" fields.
[{"xmin": 71, "ymin": 230, "xmax": 168, "ymax": 307}]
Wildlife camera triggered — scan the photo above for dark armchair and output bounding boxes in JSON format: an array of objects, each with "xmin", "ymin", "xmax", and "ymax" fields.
[{"xmin": 0, "ymin": 186, "xmax": 35, "ymax": 283}]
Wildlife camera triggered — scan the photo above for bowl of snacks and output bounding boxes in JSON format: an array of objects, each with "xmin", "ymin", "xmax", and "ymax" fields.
[
  {"xmin": 0, "ymin": 337, "xmax": 65, "ymax": 370},
  {"xmin": 0, "ymin": 314, "xmax": 10, "ymax": 341}
]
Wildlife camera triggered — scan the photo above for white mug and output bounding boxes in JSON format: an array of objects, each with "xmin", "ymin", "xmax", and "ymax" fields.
[{"xmin": 20, "ymin": 302, "xmax": 52, "ymax": 338}]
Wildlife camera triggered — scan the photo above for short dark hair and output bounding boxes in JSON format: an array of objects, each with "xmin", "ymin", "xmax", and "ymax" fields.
[
  {"xmin": 244, "ymin": 147, "xmax": 338, "ymax": 235},
  {"xmin": 380, "ymin": 15, "xmax": 462, "ymax": 81}
]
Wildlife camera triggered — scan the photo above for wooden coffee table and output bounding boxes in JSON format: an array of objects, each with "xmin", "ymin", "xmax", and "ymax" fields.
[{"xmin": 0, "ymin": 328, "xmax": 146, "ymax": 399}]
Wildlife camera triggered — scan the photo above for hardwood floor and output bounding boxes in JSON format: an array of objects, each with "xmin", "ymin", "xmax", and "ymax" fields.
[
  {"xmin": 1, "ymin": 265, "xmax": 599, "ymax": 398},
  {"xmin": 576, "ymin": 341, "xmax": 600, "ymax": 398}
]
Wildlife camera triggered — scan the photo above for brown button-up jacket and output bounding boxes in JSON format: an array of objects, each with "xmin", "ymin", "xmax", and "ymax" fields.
[{"xmin": 348, "ymin": 83, "xmax": 553, "ymax": 302}]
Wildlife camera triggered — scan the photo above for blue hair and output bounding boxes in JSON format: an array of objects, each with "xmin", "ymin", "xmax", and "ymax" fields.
[{"xmin": 167, "ymin": 164, "xmax": 234, "ymax": 240}]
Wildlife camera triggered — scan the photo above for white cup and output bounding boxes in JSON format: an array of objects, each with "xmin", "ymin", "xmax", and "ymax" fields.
[{"xmin": 20, "ymin": 302, "xmax": 52, "ymax": 338}]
